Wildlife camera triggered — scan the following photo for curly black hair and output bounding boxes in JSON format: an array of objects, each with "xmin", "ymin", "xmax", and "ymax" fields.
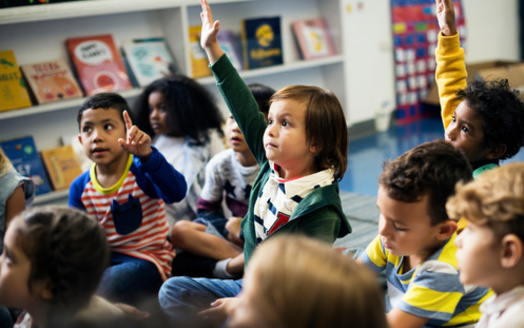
[
  {"xmin": 132, "ymin": 75, "xmax": 224, "ymax": 145},
  {"xmin": 379, "ymin": 139, "xmax": 473, "ymax": 225},
  {"xmin": 456, "ymin": 79, "xmax": 524, "ymax": 160}
]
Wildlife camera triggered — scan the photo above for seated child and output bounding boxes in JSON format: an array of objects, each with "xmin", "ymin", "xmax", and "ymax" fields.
[
  {"xmin": 0, "ymin": 206, "xmax": 123, "ymax": 328},
  {"xmin": 158, "ymin": 1, "xmax": 351, "ymax": 325},
  {"xmin": 447, "ymin": 163, "xmax": 524, "ymax": 327},
  {"xmin": 224, "ymin": 234, "xmax": 388, "ymax": 328},
  {"xmin": 170, "ymin": 83, "xmax": 275, "ymax": 279},
  {"xmin": 69, "ymin": 93, "xmax": 187, "ymax": 305},
  {"xmin": 133, "ymin": 75, "xmax": 225, "ymax": 226},
  {"xmin": 359, "ymin": 139, "xmax": 492, "ymax": 328},
  {"xmin": 435, "ymin": 0, "xmax": 524, "ymax": 177}
]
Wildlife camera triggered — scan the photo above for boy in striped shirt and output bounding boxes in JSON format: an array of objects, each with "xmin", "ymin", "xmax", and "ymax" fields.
[
  {"xmin": 360, "ymin": 140, "xmax": 492, "ymax": 328},
  {"xmin": 69, "ymin": 93, "xmax": 187, "ymax": 306}
]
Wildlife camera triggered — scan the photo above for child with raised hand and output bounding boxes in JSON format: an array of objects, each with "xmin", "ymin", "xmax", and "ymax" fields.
[
  {"xmin": 0, "ymin": 206, "xmax": 122, "ymax": 328},
  {"xmin": 133, "ymin": 76, "xmax": 224, "ymax": 226},
  {"xmin": 435, "ymin": 0, "xmax": 524, "ymax": 178},
  {"xmin": 69, "ymin": 93, "xmax": 187, "ymax": 305},
  {"xmin": 359, "ymin": 139, "xmax": 492, "ymax": 328},
  {"xmin": 447, "ymin": 163, "xmax": 524, "ymax": 328},
  {"xmin": 158, "ymin": 0, "xmax": 351, "ymax": 325},
  {"xmin": 227, "ymin": 234, "xmax": 388, "ymax": 328},
  {"xmin": 170, "ymin": 83, "xmax": 275, "ymax": 279}
]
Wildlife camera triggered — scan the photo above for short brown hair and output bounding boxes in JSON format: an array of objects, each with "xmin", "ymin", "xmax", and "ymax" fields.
[
  {"xmin": 447, "ymin": 162, "xmax": 524, "ymax": 243},
  {"xmin": 15, "ymin": 206, "xmax": 109, "ymax": 314},
  {"xmin": 270, "ymin": 86, "xmax": 348, "ymax": 181},
  {"xmin": 379, "ymin": 139, "xmax": 472, "ymax": 225},
  {"xmin": 247, "ymin": 234, "xmax": 387, "ymax": 328}
]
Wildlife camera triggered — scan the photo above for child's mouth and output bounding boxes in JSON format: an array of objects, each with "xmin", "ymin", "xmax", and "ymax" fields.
[{"xmin": 92, "ymin": 148, "xmax": 108, "ymax": 155}]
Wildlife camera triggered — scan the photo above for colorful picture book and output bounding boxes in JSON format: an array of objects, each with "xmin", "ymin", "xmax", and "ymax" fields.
[
  {"xmin": 20, "ymin": 59, "xmax": 83, "ymax": 104},
  {"xmin": 0, "ymin": 136, "xmax": 51, "ymax": 196},
  {"xmin": 40, "ymin": 145, "xmax": 83, "ymax": 191},
  {"xmin": 188, "ymin": 25, "xmax": 212, "ymax": 78},
  {"xmin": 0, "ymin": 50, "xmax": 32, "ymax": 112},
  {"xmin": 121, "ymin": 38, "xmax": 178, "ymax": 87},
  {"xmin": 217, "ymin": 30, "xmax": 243, "ymax": 72},
  {"xmin": 291, "ymin": 18, "xmax": 336, "ymax": 60},
  {"xmin": 241, "ymin": 16, "xmax": 283, "ymax": 70},
  {"xmin": 66, "ymin": 34, "xmax": 132, "ymax": 95}
]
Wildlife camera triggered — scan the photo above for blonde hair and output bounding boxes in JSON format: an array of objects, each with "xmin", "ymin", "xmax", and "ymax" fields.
[
  {"xmin": 0, "ymin": 147, "xmax": 12, "ymax": 177},
  {"xmin": 246, "ymin": 234, "xmax": 387, "ymax": 328},
  {"xmin": 447, "ymin": 163, "xmax": 524, "ymax": 242},
  {"xmin": 270, "ymin": 86, "xmax": 348, "ymax": 181}
]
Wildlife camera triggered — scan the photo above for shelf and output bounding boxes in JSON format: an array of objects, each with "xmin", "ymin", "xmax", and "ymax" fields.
[
  {"xmin": 0, "ymin": 0, "xmax": 255, "ymax": 25},
  {"xmin": 0, "ymin": 56, "xmax": 343, "ymax": 120},
  {"xmin": 34, "ymin": 189, "xmax": 69, "ymax": 205}
]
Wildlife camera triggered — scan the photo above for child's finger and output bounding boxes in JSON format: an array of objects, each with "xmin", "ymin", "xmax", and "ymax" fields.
[
  {"xmin": 127, "ymin": 125, "xmax": 138, "ymax": 144},
  {"xmin": 123, "ymin": 110, "xmax": 132, "ymax": 131}
]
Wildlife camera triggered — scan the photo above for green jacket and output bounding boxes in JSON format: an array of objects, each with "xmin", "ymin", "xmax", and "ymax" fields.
[{"xmin": 210, "ymin": 55, "xmax": 352, "ymax": 265}]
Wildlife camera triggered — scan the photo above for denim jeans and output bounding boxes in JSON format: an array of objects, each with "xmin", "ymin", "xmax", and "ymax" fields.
[
  {"xmin": 158, "ymin": 276, "xmax": 243, "ymax": 325},
  {"xmin": 97, "ymin": 252, "xmax": 162, "ymax": 305}
]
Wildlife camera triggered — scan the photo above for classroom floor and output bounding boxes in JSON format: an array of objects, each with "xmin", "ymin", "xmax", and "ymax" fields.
[{"xmin": 339, "ymin": 117, "xmax": 524, "ymax": 196}]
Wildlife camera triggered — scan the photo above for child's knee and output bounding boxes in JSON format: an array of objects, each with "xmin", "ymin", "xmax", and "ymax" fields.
[{"xmin": 171, "ymin": 221, "xmax": 196, "ymax": 248}]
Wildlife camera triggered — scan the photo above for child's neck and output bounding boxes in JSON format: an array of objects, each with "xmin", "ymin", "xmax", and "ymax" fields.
[
  {"xmin": 236, "ymin": 150, "xmax": 257, "ymax": 167},
  {"xmin": 95, "ymin": 152, "xmax": 130, "ymax": 188},
  {"xmin": 274, "ymin": 162, "xmax": 317, "ymax": 180}
]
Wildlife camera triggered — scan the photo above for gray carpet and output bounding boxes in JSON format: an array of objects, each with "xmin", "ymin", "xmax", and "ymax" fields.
[{"xmin": 334, "ymin": 191, "xmax": 379, "ymax": 250}]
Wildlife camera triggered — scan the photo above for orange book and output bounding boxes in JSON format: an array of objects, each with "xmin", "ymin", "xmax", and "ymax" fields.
[
  {"xmin": 20, "ymin": 59, "xmax": 83, "ymax": 104},
  {"xmin": 40, "ymin": 145, "xmax": 83, "ymax": 191},
  {"xmin": 66, "ymin": 34, "xmax": 131, "ymax": 95},
  {"xmin": 0, "ymin": 50, "xmax": 32, "ymax": 112},
  {"xmin": 188, "ymin": 26, "xmax": 212, "ymax": 78}
]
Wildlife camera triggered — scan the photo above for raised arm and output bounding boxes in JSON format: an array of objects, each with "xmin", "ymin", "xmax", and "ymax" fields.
[
  {"xmin": 436, "ymin": 0, "xmax": 457, "ymax": 37},
  {"xmin": 200, "ymin": 0, "xmax": 225, "ymax": 65}
]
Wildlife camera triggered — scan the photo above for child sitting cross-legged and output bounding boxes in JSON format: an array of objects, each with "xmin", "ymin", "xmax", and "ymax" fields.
[
  {"xmin": 359, "ymin": 139, "xmax": 492, "ymax": 328},
  {"xmin": 447, "ymin": 163, "xmax": 524, "ymax": 328},
  {"xmin": 69, "ymin": 93, "xmax": 187, "ymax": 306},
  {"xmin": 170, "ymin": 83, "xmax": 275, "ymax": 279}
]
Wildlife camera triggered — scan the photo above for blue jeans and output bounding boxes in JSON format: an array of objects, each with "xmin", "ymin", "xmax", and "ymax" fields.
[
  {"xmin": 97, "ymin": 252, "xmax": 162, "ymax": 305},
  {"xmin": 159, "ymin": 276, "xmax": 243, "ymax": 325}
]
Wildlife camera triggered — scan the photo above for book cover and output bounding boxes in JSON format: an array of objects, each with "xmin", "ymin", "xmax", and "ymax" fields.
[
  {"xmin": 40, "ymin": 145, "xmax": 83, "ymax": 191},
  {"xmin": 20, "ymin": 59, "xmax": 83, "ymax": 104},
  {"xmin": 217, "ymin": 30, "xmax": 243, "ymax": 72},
  {"xmin": 121, "ymin": 38, "xmax": 178, "ymax": 87},
  {"xmin": 241, "ymin": 16, "xmax": 283, "ymax": 70},
  {"xmin": 291, "ymin": 18, "xmax": 336, "ymax": 60},
  {"xmin": 0, "ymin": 136, "xmax": 51, "ymax": 196},
  {"xmin": 0, "ymin": 50, "xmax": 32, "ymax": 112},
  {"xmin": 66, "ymin": 34, "xmax": 132, "ymax": 95},
  {"xmin": 188, "ymin": 25, "xmax": 212, "ymax": 78}
]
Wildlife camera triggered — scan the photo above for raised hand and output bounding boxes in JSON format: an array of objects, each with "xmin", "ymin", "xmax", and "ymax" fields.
[
  {"xmin": 200, "ymin": 0, "xmax": 225, "ymax": 64},
  {"xmin": 436, "ymin": 0, "xmax": 457, "ymax": 36},
  {"xmin": 118, "ymin": 110, "xmax": 152, "ymax": 160}
]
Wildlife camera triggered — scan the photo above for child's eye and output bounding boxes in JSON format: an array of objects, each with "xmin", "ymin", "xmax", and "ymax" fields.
[
  {"xmin": 82, "ymin": 126, "xmax": 92, "ymax": 133},
  {"xmin": 282, "ymin": 120, "xmax": 288, "ymax": 127},
  {"xmin": 268, "ymin": 118, "xmax": 273, "ymax": 125},
  {"xmin": 394, "ymin": 225, "xmax": 407, "ymax": 232},
  {"xmin": 159, "ymin": 105, "xmax": 167, "ymax": 113},
  {"xmin": 451, "ymin": 116, "xmax": 456, "ymax": 123},
  {"xmin": 461, "ymin": 125, "xmax": 469, "ymax": 134},
  {"xmin": 104, "ymin": 124, "xmax": 114, "ymax": 130}
]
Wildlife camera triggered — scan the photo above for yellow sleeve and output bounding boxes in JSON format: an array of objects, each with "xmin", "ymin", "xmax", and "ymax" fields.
[{"xmin": 435, "ymin": 32, "xmax": 467, "ymax": 129}]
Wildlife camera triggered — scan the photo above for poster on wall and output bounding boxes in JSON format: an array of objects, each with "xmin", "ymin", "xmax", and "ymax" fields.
[
  {"xmin": 391, "ymin": 0, "xmax": 466, "ymax": 124},
  {"xmin": 1, "ymin": 0, "xmax": 85, "ymax": 8}
]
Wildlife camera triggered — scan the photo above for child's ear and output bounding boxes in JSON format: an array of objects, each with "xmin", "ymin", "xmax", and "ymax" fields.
[
  {"xmin": 500, "ymin": 234, "xmax": 523, "ymax": 269},
  {"xmin": 487, "ymin": 144, "xmax": 507, "ymax": 160},
  {"xmin": 78, "ymin": 134, "xmax": 83, "ymax": 145},
  {"xmin": 33, "ymin": 279, "xmax": 53, "ymax": 301},
  {"xmin": 437, "ymin": 220, "xmax": 458, "ymax": 240}
]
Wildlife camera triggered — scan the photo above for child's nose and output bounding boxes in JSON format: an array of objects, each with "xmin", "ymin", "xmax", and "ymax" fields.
[
  {"xmin": 150, "ymin": 108, "xmax": 159, "ymax": 119},
  {"xmin": 446, "ymin": 125, "xmax": 457, "ymax": 141},
  {"xmin": 378, "ymin": 216, "xmax": 390, "ymax": 237}
]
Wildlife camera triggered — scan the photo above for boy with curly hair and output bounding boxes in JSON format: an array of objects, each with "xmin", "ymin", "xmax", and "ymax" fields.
[{"xmin": 436, "ymin": 0, "xmax": 524, "ymax": 178}]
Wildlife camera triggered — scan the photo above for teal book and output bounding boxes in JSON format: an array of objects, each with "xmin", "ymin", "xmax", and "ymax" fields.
[
  {"xmin": 0, "ymin": 136, "xmax": 51, "ymax": 196},
  {"xmin": 241, "ymin": 16, "xmax": 283, "ymax": 70}
]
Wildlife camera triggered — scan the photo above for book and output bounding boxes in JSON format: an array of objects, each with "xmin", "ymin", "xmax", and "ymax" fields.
[
  {"xmin": 40, "ymin": 145, "xmax": 83, "ymax": 191},
  {"xmin": 217, "ymin": 30, "xmax": 243, "ymax": 72},
  {"xmin": 20, "ymin": 59, "xmax": 83, "ymax": 104},
  {"xmin": 241, "ymin": 16, "xmax": 283, "ymax": 70},
  {"xmin": 121, "ymin": 38, "xmax": 178, "ymax": 87},
  {"xmin": 291, "ymin": 18, "xmax": 336, "ymax": 60},
  {"xmin": 0, "ymin": 50, "xmax": 32, "ymax": 112},
  {"xmin": 188, "ymin": 25, "xmax": 212, "ymax": 78},
  {"xmin": 0, "ymin": 136, "xmax": 51, "ymax": 196},
  {"xmin": 66, "ymin": 34, "xmax": 132, "ymax": 95}
]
